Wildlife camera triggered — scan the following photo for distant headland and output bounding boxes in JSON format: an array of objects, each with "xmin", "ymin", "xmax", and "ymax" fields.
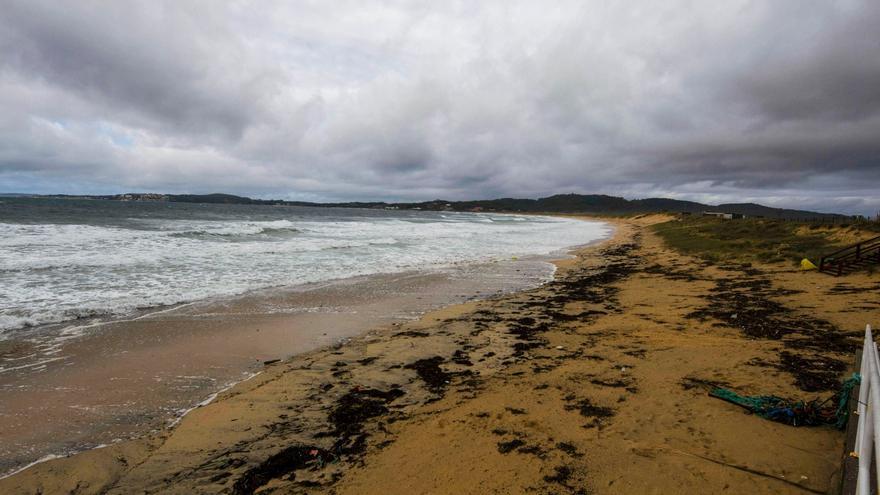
[{"xmin": 6, "ymin": 192, "xmax": 854, "ymax": 221}]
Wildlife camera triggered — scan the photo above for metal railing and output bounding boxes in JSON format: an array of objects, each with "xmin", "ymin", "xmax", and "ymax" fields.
[{"xmin": 851, "ymin": 324, "xmax": 878, "ymax": 494}]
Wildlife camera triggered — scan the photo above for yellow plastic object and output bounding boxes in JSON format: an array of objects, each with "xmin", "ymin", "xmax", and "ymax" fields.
[{"xmin": 800, "ymin": 258, "xmax": 818, "ymax": 271}]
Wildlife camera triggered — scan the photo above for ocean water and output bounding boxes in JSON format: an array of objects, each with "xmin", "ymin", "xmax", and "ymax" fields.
[{"xmin": 0, "ymin": 198, "xmax": 611, "ymax": 336}]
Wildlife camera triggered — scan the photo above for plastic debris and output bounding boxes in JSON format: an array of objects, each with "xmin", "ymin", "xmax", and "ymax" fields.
[{"xmin": 800, "ymin": 258, "xmax": 818, "ymax": 271}]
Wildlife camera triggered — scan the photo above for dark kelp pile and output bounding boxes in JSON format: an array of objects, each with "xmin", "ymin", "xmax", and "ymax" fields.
[
  {"xmin": 233, "ymin": 445, "xmax": 333, "ymax": 495},
  {"xmin": 231, "ymin": 386, "xmax": 406, "ymax": 494},
  {"xmin": 686, "ymin": 264, "xmax": 857, "ymax": 392},
  {"xmin": 499, "ymin": 241, "xmax": 641, "ymax": 357},
  {"xmin": 404, "ymin": 356, "xmax": 457, "ymax": 394}
]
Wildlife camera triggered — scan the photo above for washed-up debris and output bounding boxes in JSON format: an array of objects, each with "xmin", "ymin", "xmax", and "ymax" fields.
[{"xmin": 709, "ymin": 374, "xmax": 859, "ymax": 428}]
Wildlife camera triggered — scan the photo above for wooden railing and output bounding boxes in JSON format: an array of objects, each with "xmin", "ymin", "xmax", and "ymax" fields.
[{"xmin": 819, "ymin": 235, "xmax": 880, "ymax": 276}]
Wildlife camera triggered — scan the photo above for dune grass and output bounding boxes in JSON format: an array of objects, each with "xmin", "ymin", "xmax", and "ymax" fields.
[{"xmin": 651, "ymin": 217, "xmax": 840, "ymax": 265}]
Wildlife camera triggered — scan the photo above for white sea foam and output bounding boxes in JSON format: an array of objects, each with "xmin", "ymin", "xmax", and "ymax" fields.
[
  {"xmin": 0, "ymin": 453, "xmax": 66, "ymax": 480},
  {"xmin": 167, "ymin": 371, "xmax": 261, "ymax": 428},
  {"xmin": 0, "ymin": 211, "xmax": 610, "ymax": 335}
]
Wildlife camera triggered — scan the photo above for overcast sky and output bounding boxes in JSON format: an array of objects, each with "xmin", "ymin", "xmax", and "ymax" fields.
[{"xmin": 1, "ymin": 1, "xmax": 878, "ymax": 214}]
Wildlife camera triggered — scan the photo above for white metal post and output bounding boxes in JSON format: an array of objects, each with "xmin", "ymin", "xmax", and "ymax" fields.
[
  {"xmin": 856, "ymin": 346, "xmax": 874, "ymax": 495},
  {"xmin": 857, "ymin": 325, "xmax": 873, "ymax": 452},
  {"xmin": 871, "ymin": 340, "xmax": 880, "ymax": 486},
  {"xmin": 857, "ymin": 325, "xmax": 875, "ymax": 495}
]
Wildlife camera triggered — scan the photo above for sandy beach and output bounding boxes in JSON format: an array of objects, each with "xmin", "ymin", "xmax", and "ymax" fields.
[{"xmin": 4, "ymin": 215, "xmax": 877, "ymax": 494}]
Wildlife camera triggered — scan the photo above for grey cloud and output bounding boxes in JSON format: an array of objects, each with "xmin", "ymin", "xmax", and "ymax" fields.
[
  {"xmin": 723, "ymin": 2, "xmax": 880, "ymax": 124},
  {"xmin": 0, "ymin": 1, "xmax": 878, "ymax": 215},
  {"xmin": 0, "ymin": 1, "xmax": 275, "ymax": 140}
]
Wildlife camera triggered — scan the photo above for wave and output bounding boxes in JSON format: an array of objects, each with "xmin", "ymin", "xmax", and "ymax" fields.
[
  {"xmin": 0, "ymin": 299, "xmax": 193, "ymax": 334},
  {"xmin": 169, "ymin": 226, "xmax": 301, "ymax": 241},
  {"xmin": 0, "ymin": 213, "xmax": 612, "ymax": 335}
]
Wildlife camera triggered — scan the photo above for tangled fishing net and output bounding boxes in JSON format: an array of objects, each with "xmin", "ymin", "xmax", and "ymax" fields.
[{"xmin": 709, "ymin": 373, "xmax": 860, "ymax": 428}]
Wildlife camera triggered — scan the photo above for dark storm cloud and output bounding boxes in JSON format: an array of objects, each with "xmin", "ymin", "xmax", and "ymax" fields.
[
  {"xmin": 0, "ymin": 1, "xmax": 276, "ymax": 141},
  {"xmin": 724, "ymin": 5, "xmax": 880, "ymax": 124},
  {"xmin": 0, "ymin": 0, "xmax": 878, "ymax": 214}
]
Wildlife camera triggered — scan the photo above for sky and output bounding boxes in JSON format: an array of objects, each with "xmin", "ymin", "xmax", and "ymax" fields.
[{"xmin": 1, "ymin": 1, "xmax": 878, "ymax": 215}]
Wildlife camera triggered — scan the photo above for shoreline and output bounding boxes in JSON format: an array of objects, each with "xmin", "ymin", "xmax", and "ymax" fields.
[
  {"xmin": 0, "ymin": 210, "xmax": 611, "ymax": 341},
  {"xmin": 0, "ymin": 221, "xmax": 612, "ymax": 478},
  {"xmin": 3, "ymin": 215, "xmax": 876, "ymax": 494},
  {"xmin": 0, "ymin": 203, "xmax": 601, "ymax": 340}
]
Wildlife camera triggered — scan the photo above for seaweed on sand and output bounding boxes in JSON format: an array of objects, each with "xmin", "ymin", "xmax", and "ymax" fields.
[
  {"xmin": 405, "ymin": 356, "xmax": 465, "ymax": 394},
  {"xmin": 329, "ymin": 387, "xmax": 404, "ymax": 432},
  {"xmin": 232, "ymin": 445, "xmax": 331, "ymax": 495}
]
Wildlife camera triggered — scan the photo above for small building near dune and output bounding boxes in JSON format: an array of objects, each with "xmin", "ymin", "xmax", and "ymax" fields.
[{"xmin": 702, "ymin": 211, "xmax": 744, "ymax": 220}]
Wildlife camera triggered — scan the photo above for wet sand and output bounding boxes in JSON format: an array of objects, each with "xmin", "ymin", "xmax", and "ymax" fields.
[
  {"xmin": 0, "ymin": 257, "xmax": 560, "ymax": 476},
  {"xmin": 4, "ymin": 215, "xmax": 878, "ymax": 494}
]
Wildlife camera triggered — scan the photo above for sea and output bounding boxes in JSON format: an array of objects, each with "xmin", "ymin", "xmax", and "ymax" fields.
[{"xmin": 0, "ymin": 197, "xmax": 611, "ymax": 339}]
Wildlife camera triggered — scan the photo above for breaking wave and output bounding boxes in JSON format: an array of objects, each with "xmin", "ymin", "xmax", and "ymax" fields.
[{"xmin": 0, "ymin": 209, "xmax": 611, "ymax": 334}]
